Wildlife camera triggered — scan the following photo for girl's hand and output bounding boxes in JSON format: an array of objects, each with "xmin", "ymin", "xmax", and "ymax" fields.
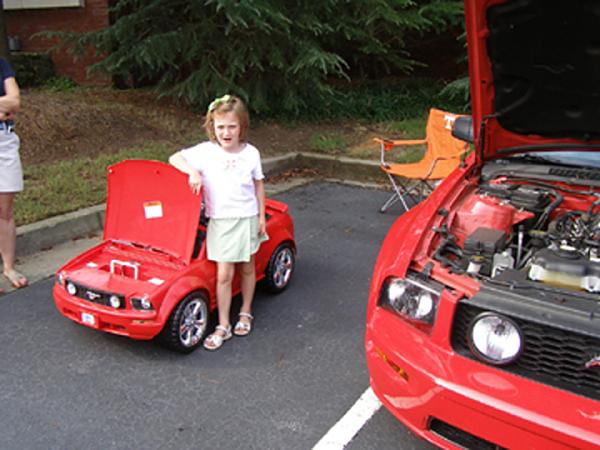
[
  {"xmin": 258, "ymin": 215, "xmax": 266, "ymax": 236},
  {"xmin": 188, "ymin": 172, "xmax": 202, "ymax": 195}
]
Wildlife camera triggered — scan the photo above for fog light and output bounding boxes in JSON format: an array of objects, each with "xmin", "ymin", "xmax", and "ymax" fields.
[
  {"xmin": 109, "ymin": 295, "xmax": 121, "ymax": 308},
  {"xmin": 66, "ymin": 281, "xmax": 77, "ymax": 296},
  {"xmin": 131, "ymin": 295, "xmax": 154, "ymax": 311},
  {"xmin": 469, "ymin": 313, "xmax": 523, "ymax": 365}
]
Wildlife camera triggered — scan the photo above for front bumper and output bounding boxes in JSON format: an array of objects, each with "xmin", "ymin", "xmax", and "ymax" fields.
[
  {"xmin": 365, "ymin": 310, "xmax": 600, "ymax": 450},
  {"xmin": 53, "ymin": 285, "xmax": 163, "ymax": 340}
]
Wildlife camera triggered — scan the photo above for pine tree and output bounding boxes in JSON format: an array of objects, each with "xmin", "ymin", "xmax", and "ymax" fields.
[{"xmin": 51, "ymin": 0, "xmax": 463, "ymax": 116}]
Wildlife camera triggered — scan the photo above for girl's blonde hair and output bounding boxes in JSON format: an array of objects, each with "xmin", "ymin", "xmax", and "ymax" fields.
[{"xmin": 203, "ymin": 94, "xmax": 250, "ymax": 143}]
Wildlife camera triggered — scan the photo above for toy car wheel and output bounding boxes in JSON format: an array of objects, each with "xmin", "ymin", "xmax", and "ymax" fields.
[
  {"xmin": 159, "ymin": 292, "xmax": 211, "ymax": 353},
  {"xmin": 264, "ymin": 243, "xmax": 295, "ymax": 293}
]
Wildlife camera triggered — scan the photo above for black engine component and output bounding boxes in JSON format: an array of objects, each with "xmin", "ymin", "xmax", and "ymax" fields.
[
  {"xmin": 463, "ymin": 227, "xmax": 508, "ymax": 276},
  {"xmin": 479, "ymin": 184, "xmax": 551, "ymax": 212}
]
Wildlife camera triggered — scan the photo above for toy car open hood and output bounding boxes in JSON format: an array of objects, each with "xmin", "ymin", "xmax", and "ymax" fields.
[
  {"xmin": 104, "ymin": 160, "xmax": 201, "ymax": 264},
  {"xmin": 465, "ymin": 0, "xmax": 600, "ymax": 163}
]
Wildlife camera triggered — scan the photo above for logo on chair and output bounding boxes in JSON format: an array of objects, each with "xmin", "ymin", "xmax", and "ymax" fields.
[{"xmin": 443, "ymin": 114, "xmax": 457, "ymax": 130}]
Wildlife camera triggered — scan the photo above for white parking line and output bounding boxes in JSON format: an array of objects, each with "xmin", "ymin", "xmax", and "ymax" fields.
[{"xmin": 312, "ymin": 387, "xmax": 382, "ymax": 450}]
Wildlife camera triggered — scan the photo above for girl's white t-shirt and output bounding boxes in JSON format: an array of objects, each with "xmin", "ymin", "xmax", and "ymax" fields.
[{"xmin": 180, "ymin": 141, "xmax": 264, "ymax": 219}]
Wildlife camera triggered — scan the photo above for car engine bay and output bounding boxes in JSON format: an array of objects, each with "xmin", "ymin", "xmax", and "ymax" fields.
[{"xmin": 432, "ymin": 161, "xmax": 600, "ymax": 296}]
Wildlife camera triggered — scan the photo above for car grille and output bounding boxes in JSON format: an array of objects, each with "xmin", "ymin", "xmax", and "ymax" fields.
[
  {"xmin": 429, "ymin": 418, "xmax": 505, "ymax": 450},
  {"xmin": 451, "ymin": 303, "xmax": 600, "ymax": 401},
  {"xmin": 68, "ymin": 281, "xmax": 125, "ymax": 309}
]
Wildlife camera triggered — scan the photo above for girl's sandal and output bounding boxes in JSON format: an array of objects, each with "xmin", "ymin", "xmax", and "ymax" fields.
[
  {"xmin": 233, "ymin": 312, "xmax": 254, "ymax": 337},
  {"xmin": 203, "ymin": 325, "xmax": 232, "ymax": 351}
]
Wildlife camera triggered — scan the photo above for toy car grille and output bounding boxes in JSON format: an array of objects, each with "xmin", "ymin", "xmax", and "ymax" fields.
[
  {"xmin": 451, "ymin": 303, "xmax": 600, "ymax": 401},
  {"xmin": 69, "ymin": 281, "xmax": 126, "ymax": 309}
]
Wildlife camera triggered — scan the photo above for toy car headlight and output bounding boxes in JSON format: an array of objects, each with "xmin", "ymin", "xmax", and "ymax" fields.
[
  {"xmin": 66, "ymin": 281, "xmax": 77, "ymax": 296},
  {"xmin": 378, "ymin": 274, "xmax": 440, "ymax": 329},
  {"xmin": 131, "ymin": 295, "xmax": 154, "ymax": 311},
  {"xmin": 468, "ymin": 313, "xmax": 523, "ymax": 365},
  {"xmin": 55, "ymin": 272, "xmax": 66, "ymax": 287}
]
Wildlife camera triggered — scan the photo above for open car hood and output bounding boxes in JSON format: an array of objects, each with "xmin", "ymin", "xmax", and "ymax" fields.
[
  {"xmin": 465, "ymin": 0, "xmax": 600, "ymax": 162},
  {"xmin": 104, "ymin": 160, "xmax": 201, "ymax": 264}
]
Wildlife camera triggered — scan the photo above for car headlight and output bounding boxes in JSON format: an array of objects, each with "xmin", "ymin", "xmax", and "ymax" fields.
[
  {"xmin": 378, "ymin": 274, "xmax": 441, "ymax": 332},
  {"xmin": 131, "ymin": 295, "xmax": 154, "ymax": 311},
  {"xmin": 66, "ymin": 281, "xmax": 77, "ymax": 296},
  {"xmin": 468, "ymin": 312, "xmax": 523, "ymax": 365}
]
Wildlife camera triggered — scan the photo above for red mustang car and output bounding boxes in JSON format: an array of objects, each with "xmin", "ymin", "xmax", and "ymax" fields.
[
  {"xmin": 53, "ymin": 160, "xmax": 295, "ymax": 353},
  {"xmin": 366, "ymin": 0, "xmax": 600, "ymax": 448}
]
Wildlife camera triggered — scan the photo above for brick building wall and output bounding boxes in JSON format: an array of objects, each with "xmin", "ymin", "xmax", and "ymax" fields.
[{"xmin": 6, "ymin": 0, "xmax": 111, "ymax": 85}]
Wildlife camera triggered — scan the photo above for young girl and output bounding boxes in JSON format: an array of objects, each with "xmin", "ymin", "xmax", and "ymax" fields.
[{"xmin": 169, "ymin": 95, "xmax": 267, "ymax": 351}]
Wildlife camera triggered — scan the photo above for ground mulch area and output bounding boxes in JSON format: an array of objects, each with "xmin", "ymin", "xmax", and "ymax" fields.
[{"xmin": 17, "ymin": 88, "xmax": 382, "ymax": 167}]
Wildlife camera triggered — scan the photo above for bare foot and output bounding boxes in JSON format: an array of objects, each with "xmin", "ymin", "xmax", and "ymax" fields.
[{"xmin": 4, "ymin": 269, "xmax": 28, "ymax": 289}]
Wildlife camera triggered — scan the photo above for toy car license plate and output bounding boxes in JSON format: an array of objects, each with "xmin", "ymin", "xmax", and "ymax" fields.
[{"xmin": 81, "ymin": 312, "xmax": 97, "ymax": 327}]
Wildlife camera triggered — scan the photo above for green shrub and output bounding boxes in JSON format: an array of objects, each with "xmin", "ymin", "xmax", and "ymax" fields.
[
  {"xmin": 270, "ymin": 77, "xmax": 469, "ymax": 122},
  {"xmin": 10, "ymin": 52, "xmax": 56, "ymax": 87},
  {"xmin": 42, "ymin": 76, "xmax": 79, "ymax": 92}
]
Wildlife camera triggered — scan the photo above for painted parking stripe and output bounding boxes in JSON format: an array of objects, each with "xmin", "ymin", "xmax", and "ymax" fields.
[{"xmin": 312, "ymin": 387, "xmax": 382, "ymax": 450}]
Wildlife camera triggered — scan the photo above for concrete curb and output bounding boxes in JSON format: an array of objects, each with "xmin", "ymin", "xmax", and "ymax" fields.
[{"xmin": 16, "ymin": 153, "xmax": 385, "ymax": 257}]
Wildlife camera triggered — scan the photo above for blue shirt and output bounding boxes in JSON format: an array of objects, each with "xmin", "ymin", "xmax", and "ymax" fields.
[{"xmin": 0, "ymin": 58, "xmax": 16, "ymax": 97}]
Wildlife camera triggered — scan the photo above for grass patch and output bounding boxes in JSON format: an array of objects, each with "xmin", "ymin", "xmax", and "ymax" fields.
[
  {"xmin": 16, "ymin": 143, "xmax": 175, "ymax": 226},
  {"xmin": 309, "ymin": 133, "xmax": 347, "ymax": 154},
  {"xmin": 383, "ymin": 116, "xmax": 428, "ymax": 139},
  {"xmin": 390, "ymin": 146, "xmax": 425, "ymax": 164}
]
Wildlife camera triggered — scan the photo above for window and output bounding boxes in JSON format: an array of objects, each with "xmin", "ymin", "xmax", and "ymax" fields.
[{"xmin": 5, "ymin": 0, "xmax": 84, "ymax": 9}]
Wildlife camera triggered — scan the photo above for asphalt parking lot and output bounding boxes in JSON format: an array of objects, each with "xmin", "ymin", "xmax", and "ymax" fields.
[{"xmin": 0, "ymin": 182, "xmax": 436, "ymax": 450}]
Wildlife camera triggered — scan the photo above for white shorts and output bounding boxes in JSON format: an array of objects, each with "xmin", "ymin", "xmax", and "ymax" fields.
[
  {"xmin": 0, "ymin": 131, "xmax": 23, "ymax": 193},
  {"xmin": 207, "ymin": 215, "xmax": 269, "ymax": 263}
]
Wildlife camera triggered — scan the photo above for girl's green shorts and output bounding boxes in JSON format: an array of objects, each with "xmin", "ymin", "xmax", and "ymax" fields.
[{"xmin": 207, "ymin": 215, "xmax": 269, "ymax": 263}]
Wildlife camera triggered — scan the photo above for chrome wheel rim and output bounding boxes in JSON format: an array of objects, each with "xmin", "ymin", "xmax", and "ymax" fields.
[
  {"xmin": 273, "ymin": 248, "xmax": 294, "ymax": 288},
  {"xmin": 179, "ymin": 298, "xmax": 208, "ymax": 347}
]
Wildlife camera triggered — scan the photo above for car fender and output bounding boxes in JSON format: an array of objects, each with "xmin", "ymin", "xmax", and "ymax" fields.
[
  {"xmin": 368, "ymin": 160, "xmax": 474, "ymax": 313},
  {"xmin": 158, "ymin": 276, "xmax": 213, "ymax": 324},
  {"xmin": 257, "ymin": 229, "xmax": 296, "ymax": 277}
]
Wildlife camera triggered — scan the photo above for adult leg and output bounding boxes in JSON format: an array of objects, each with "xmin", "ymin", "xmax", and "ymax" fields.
[{"xmin": 0, "ymin": 192, "xmax": 26, "ymax": 288}]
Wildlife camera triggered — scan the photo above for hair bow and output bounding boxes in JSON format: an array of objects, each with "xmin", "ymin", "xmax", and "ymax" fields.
[{"xmin": 208, "ymin": 94, "xmax": 232, "ymax": 112}]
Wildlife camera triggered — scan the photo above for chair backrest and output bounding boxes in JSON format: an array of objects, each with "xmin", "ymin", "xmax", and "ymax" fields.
[{"xmin": 422, "ymin": 108, "xmax": 468, "ymax": 179}]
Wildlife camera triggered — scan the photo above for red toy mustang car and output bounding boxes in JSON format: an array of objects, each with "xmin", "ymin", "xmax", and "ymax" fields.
[
  {"xmin": 53, "ymin": 160, "xmax": 295, "ymax": 353},
  {"xmin": 366, "ymin": 0, "xmax": 600, "ymax": 448}
]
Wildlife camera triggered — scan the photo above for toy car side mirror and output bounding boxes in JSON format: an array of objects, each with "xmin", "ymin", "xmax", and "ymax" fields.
[{"xmin": 452, "ymin": 116, "xmax": 474, "ymax": 144}]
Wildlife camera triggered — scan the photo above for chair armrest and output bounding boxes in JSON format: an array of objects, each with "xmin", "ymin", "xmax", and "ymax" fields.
[
  {"xmin": 375, "ymin": 137, "xmax": 427, "ymax": 168},
  {"xmin": 374, "ymin": 137, "xmax": 427, "ymax": 151}
]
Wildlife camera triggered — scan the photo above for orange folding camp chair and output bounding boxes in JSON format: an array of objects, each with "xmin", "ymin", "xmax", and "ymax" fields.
[{"xmin": 377, "ymin": 108, "xmax": 468, "ymax": 213}]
